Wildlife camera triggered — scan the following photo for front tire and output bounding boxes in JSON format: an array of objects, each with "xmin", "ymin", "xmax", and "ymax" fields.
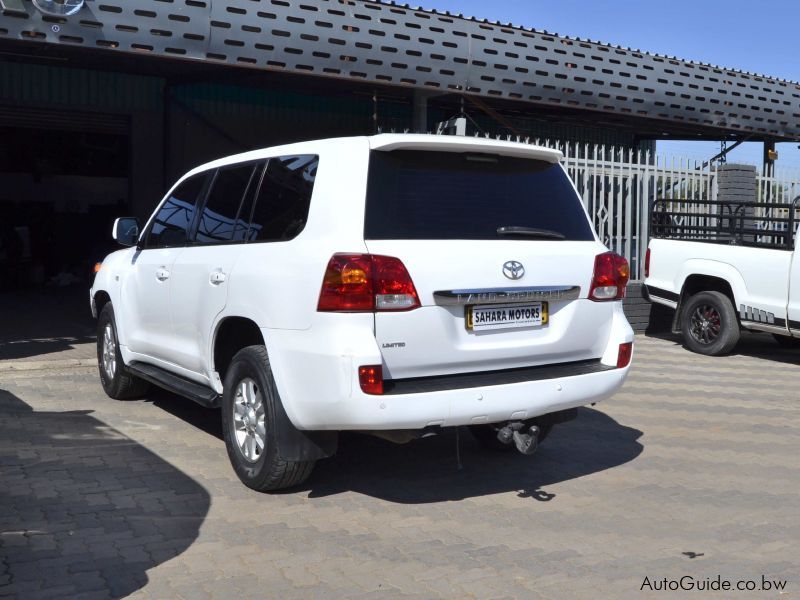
[
  {"xmin": 221, "ymin": 345, "xmax": 315, "ymax": 491},
  {"xmin": 681, "ymin": 291, "xmax": 740, "ymax": 356},
  {"xmin": 96, "ymin": 303, "xmax": 150, "ymax": 399}
]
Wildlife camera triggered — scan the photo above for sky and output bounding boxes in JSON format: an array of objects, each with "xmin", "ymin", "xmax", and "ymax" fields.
[{"xmin": 415, "ymin": 0, "xmax": 800, "ymax": 172}]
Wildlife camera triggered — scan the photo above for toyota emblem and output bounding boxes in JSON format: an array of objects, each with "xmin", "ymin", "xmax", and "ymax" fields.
[{"xmin": 502, "ymin": 261, "xmax": 525, "ymax": 280}]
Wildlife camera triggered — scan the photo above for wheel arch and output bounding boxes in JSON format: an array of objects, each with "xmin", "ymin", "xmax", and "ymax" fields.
[
  {"xmin": 94, "ymin": 290, "xmax": 112, "ymax": 315},
  {"xmin": 212, "ymin": 316, "xmax": 265, "ymax": 383}
]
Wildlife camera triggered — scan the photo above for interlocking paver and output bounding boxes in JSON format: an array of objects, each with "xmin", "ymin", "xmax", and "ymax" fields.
[{"xmin": 1, "ymin": 332, "xmax": 798, "ymax": 598}]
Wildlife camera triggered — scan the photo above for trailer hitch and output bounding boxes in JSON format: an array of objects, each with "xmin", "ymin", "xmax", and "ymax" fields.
[{"xmin": 497, "ymin": 422, "xmax": 541, "ymax": 455}]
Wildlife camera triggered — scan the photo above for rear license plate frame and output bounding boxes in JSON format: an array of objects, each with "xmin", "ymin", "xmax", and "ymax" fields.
[{"xmin": 466, "ymin": 302, "xmax": 549, "ymax": 332}]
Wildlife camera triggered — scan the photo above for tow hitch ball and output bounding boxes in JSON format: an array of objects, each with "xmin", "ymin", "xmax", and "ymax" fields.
[{"xmin": 497, "ymin": 422, "xmax": 540, "ymax": 455}]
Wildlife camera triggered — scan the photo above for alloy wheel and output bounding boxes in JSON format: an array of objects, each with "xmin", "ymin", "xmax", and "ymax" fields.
[
  {"xmin": 232, "ymin": 377, "xmax": 266, "ymax": 462},
  {"xmin": 102, "ymin": 323, "xmax": 117, "ymax": 379},
  {"xmin": 689, "ymin": 304, "xmax": 721, "ymax": 345}
]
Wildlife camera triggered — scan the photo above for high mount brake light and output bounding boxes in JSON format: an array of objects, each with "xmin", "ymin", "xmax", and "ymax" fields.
[
  {"xmin": 589, "ymin": 252, "xmax": 630, "ymax": 301},
  {"xmin": 317, "ymin": 253, "xmax": 420, "ymax": 313}
]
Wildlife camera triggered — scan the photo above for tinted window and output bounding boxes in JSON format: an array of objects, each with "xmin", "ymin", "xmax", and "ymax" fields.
[
  {"xmin": 195, "ymin": 163, "xmax": 261, "ymax": 245},
  {"xmin": 364, "ymin": 151, "xmax": 594, "ymax": 241},
  {"xmin": 246, "ymin": 155, "xmax": 318, "ymax": 242},
  {"xmin": 146, "ymin": 173, "xmax": 208, "ymax": 249}
]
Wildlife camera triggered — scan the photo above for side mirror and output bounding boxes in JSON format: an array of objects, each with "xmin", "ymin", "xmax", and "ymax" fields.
[{"xmin": 112, "ymin": 217, "xmax": 140, "ymax": 247}]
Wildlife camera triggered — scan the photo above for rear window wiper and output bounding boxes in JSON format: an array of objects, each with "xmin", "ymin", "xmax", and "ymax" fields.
[{"xmin": 496, "ymin": 226, "xmax": 566, "ymax": 240}]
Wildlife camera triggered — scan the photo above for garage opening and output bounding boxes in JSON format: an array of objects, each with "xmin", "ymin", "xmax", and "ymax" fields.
[{"xmin": 0, "ymin": 106, "xmax": 130, "ymax": 291}]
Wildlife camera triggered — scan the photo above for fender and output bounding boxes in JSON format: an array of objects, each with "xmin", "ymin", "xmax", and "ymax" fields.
[
  {"xmin": 90, "ymin": 248, "xmax": 135, "ymax": 345},
  {"xmin": 205, "ymin": 310, "xmax": 336, "ymax": 461},
  {"xmin": 674, "ymin": 259, "xmax": 749, "ymax": 305}
]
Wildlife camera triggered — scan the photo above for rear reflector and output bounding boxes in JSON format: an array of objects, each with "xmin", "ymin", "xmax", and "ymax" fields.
[
  {"xmin": 617, "ymin": 342, "xmax": 633, "ymax": 368},
  {"xmin": 644, "ymin": 248, "xmax": 651, "ymax": 279},
  {"xmin": 358, "ymin": 365, "xmax": 384, "ymax": 395},
  {"xmin": 589, "ymin": 252, "xmax": 630, "ymax": 301},
  {"xmin": 318, "ymin": 253, "xmax": 420, "ymax": 312}
]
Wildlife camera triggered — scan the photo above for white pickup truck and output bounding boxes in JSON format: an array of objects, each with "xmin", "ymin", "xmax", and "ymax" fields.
[{"xmin": 644, "ymin": 198, "xmax": 800, "ymax": 355}]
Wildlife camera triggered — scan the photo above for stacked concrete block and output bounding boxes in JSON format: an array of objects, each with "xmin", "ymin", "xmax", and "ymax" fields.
[{"xmin": 716, "ymin": 163, "xmax": 757, "ymax": 243}]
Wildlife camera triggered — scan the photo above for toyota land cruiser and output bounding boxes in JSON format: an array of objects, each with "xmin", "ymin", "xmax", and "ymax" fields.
[{"xmin": 91, "ymin": 134, "xmax": 634, "ymax": 491}]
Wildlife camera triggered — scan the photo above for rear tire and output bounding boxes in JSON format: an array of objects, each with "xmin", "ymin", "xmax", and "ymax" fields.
[
  {"xmin": 97, "ymin": 303, "xmax": 150, "ymax": 399},
  {"xmin": 221, "ymin": 345, "xmax": 315, "ymax": 491},
  {"xmin": 680, "ymin": 291, "xmax": 740, "ymax": 356},
  {"xmin": 469, "ymin": 422, "xmax": 553, "ymax": 452}
]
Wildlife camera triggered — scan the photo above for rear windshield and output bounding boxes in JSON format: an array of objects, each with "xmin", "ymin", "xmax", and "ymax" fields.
[{"xmin": 365, "ymin": 150, "xmax": 594, "ymax": 241}]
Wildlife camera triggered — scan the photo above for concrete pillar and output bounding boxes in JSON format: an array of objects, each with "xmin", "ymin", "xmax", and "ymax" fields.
[
  {"xmin": 716, "ymin": 163, "xmax": 757, "ymax": 243},
  {"xmin": 129, "ymin": 110, "xmax": 165, "ymax": 222},
  {"xmin": 412, "ymin": 90, "xmax": 430, "ymax": 133}
]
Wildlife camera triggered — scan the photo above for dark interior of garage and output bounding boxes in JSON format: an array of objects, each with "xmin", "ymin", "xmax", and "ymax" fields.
[{"xmin": 0, "ymin": 125, "xmax": 129, "ymax": 290}]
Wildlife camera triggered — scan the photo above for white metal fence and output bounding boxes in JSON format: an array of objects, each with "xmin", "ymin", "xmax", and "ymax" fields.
[{"xmin": 526, "ymin": 138, "xmax": 800, "ymax": 281}]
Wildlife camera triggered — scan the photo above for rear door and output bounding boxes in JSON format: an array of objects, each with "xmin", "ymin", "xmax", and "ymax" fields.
[
  {"xmin": 364, "ymin": 149, "xmax": 612, "ymax": 379},
  {"xmin": 168, "ymin": 161, "xmax": 263, "ymax": 375}
]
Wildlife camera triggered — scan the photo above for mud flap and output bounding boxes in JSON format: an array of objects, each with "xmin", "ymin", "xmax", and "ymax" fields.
[{"xmin": 273, "ymin": 396, "xmax": 338, "ymax": 461}]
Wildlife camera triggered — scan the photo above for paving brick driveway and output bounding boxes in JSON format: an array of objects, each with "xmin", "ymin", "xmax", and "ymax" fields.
[{"xmin": 1, "ymin": 334, "xmax": 798, "ymax": 599}]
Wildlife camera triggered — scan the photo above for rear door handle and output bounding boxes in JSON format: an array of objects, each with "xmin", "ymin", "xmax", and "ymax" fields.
[
  {"xmin": 210, "ymin": 271, "xmax": 227, "ymax": 285},
  {"xmin": 156, "ymin": 267, "xmax": 170, "ymax": 281}
]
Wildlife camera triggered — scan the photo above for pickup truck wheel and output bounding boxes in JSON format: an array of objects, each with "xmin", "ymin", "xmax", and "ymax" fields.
[
  {"xmin": 221, "ymin": 345, "xmax": 315, "ymax": 491},
  {"xmin": 681, "ymin": 291, "xmax": 740, "ymax": 356},
  {"xmin": 469, "ymin": 422, "xmax": 553, "ymax": 451},
  {"xmin": 96, "ymin": 304, "xmax": 150, "ymax": 399}
]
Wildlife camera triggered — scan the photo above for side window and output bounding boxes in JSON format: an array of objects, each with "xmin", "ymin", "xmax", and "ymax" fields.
[
  {"xmin": 146, "ymin": 173, "xmax": 208, "ymax": 249},
  {"xmin": 195, "ymin": 162, "xmax": 262, "ymax": 245},
  {"xmin": 247, "ymin": 155, "xmax": 318, "ymax": 242}
]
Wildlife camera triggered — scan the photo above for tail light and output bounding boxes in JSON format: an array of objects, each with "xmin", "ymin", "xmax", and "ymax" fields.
[
  {"xmin": 318, "ymin": 253, "xmax": 420, "ymax": 312},
  {"xmin": 359, "ymin": 365, "xmax": 384, "ymax": 395},
  {"xmin": 644, "ymin": 248, "xmax": 651, "ymax": 278},
  {"xmin": 589, "ymin": 252, "xmax": 630, "ymax": 301},
  {"xmin": 617, "ymin": 342, "xmax": 633, "ymax": 368}
]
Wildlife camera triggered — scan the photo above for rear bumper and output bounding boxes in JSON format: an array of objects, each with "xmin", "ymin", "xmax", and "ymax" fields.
[
  {"xmin": 302, "ymin": 363, "xmax": 629, "ymax": 430},
  {"xmin": 262, "ymin": 307, "xmax": 633, "ymax": 431}
]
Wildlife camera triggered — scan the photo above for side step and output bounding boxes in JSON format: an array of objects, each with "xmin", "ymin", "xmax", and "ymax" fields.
[{"xmin": 128, "ymin": 362, "xmax": 220, "ymax": 408}]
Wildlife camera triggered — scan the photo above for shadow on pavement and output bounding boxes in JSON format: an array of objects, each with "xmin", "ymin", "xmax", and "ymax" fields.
[
  {"xmin": 646, "ymin": 330, "xmax": 800, "ymax": 365},
  {"xmin": 0, "ymin": 287, "xmax": 95, "ymax": 360},
  {"xmin": 0, "ymin": 390, "xmax": 210, "ymax": 598},
  {"xmin": 304, "ymin": 407, "xmax": 643, "ymax": 503},
  {"xmin": 139, "ymin": 390, "xmax": 643, "ymax": 504},
  {"xmin": 148, "ymin": 387, "xmax": 223, "ymax": 441}
]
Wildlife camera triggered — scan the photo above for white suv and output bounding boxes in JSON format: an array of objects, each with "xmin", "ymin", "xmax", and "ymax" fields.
[{"xmin": 91, "ymin": 134, "xmax": 634, "ymax": 491}]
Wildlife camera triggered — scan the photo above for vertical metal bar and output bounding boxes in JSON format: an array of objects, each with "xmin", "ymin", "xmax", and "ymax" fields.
[
  {"xmin": 625, "ymin": 147, "xmax": 634, "ymax": 277},
  {"xmin": 617, "ymin": 145, "xmax": 624, "ymax": 256}
]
